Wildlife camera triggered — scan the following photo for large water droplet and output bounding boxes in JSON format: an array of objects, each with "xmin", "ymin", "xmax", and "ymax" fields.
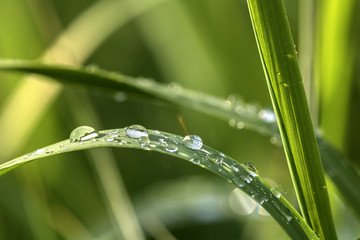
[
  {"xmin": 70, "ymin": 126, "xmax": 98, "ymax": 142},
  {"xmin": 243, "ymin": 162, "xmax": 259, "ymax": 177},
  {"xmin": 126, "ymin": 124, "xmax": 149, "ymax": 139},
  {"xmin": 183, "ymin": 135, "xmax": 203, "ymax": 150}
]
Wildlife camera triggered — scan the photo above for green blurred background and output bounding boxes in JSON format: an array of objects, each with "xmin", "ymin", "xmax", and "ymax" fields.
[{"xmin": 0, "ymin": 0, "xmax": 359, "ymax": 239}]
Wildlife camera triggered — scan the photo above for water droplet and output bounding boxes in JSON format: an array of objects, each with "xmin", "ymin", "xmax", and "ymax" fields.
[
  {"xmin": 106, "ymin": 138, "xmax": 114, "ymax": 142},
  {"xmin": 243, "ymin": 162, "xmax": 259, "ymax": 177},
  {"xmin": 183, "ymin": 135, "xmax": 203, "ymax": 150},
  {"xmin": 231, "ymin": 164, "xmax": 239, "ymax": 172},
  {"xmin": 190, "ymin": 158, "xmax": 201, "ymax": 165},
  {"xmin": 70, "ymin": 126, "xmax": 98, "ymax": 142},
  {"xmin": 258, "ymin": 109, "xmax": 276, "ymax": 123},
  {"xmin": 235, "ymin": 105, "xmax": 245, "ymax": 114},
  {"xmin": 281, "ymin": 82, "xmax": 289, "ymax": 87},
  {"xmin": 241, "ymin": 175, "xmax": 253, "ymax": 183},
  {"xmin": 86, "ymin": 64, "xmax": 99, "ymax": 73},
  {"xmin": 139, "ymin": 136, "xmax": 150, "ymax": 146},
  {"xmin": 114, "ymin": 92, "xmax": 127, "ymax": 102},
  {"xmin": 208, "ymin": 153, "xmax": 224, "ymax": 164},
  {"xmin": 126, "ymin": 124, "xmax": 149, "ymax": 139},
  {"xmin": 228, "ymin": 119, "xmax": 236, "ymax": 127},
  {"xmin": 272, "ymin": 200, "xmax": 293, "ymax": 222},
  {"xmin": 31, "ymin": 148, "xmax": 46, "ymax": 157},
  {"xmin": 271, "ymin": 187, "xmax": 282, "ymax": 198},
  {"xmin": 233, "ymin": 177, "xmax": 245, "ymax": 187},
  {"xmin": 237, "ymin": 121, "xmax": 245, "ymax": 129},
  {"xmin": 164, "ymin": 139, "xmax": 178, "ymax": 152}
]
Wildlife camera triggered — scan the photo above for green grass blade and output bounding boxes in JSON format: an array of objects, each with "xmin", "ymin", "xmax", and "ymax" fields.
[
  {"xmin": 315, "ymin": 0, "xmax": 358, "ymax": 149},
  {"xmin": 0, "ymin": 126, "xmax": 319, "ymax": 240},
  {"xmin": 0, "ymin": 60, "xmax": 359, "ymax": 219},
  {"xmin": 246, "ymin": 0, "xmax": 337, "ymax": 238}
]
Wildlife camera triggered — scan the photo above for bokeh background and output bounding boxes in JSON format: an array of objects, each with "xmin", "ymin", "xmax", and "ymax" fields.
[{"xmin": 0, "ymin": 0, "xmax": 359, "ymax": 239}]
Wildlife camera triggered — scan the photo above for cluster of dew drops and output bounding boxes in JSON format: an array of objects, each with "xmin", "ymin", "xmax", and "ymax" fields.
[
  {"xmin": 17, "ymin": 124, "xmax": 290, "ymax": 224},
  {"xmin": 224, "ymin": 95, "xmax": 281, "ymax": 144},
  {"xmin": 68, "ymin": 125, "xmax": 281, "ymax": 196},
  {"xmin": 66, "ymin": 125, "xmax": 291, "ymax": 223}
]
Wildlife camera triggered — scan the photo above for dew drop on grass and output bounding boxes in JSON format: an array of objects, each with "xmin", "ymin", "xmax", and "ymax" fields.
[
  {"xmin": 208, "ymin": 153, "xmax": 224, "ymax": 164},
  {"xmin": 243, "ymin": 162, "xmax": 259, "ymax": 177},
  {"xmin": 164, "ymin": 139, "xmax": 178, "ymax": 152},
  {"xmin": 271, "ymin": 187, "xmax": 282, "ymax": 198},
  {"xmin": 190, "ymin": 158, "xmax": 201, "ymax": 165},
  {"xmin": 70, "ymin": 126, "xmax": 98, "ymax": 142},
  {"xmin": 183, "ymin": 135, "xmax": 203, "ymax": 150},
  {"xmin": 258, "ymin": 109, "xmax": 276, "ymax": 123},
  {"xmin": 126, "ymin": 124, "xmax": 149, "ymax": 139},
  {"xmin": 232, "ymin": 177, "xmax": 245, "ymax": 187},
  {"xmin": 231, "ymin": 164, "xmax": 239, "ymax": 172},
  {"xmin": 139, "ymin": 136, "xmax": 150, "ymax": 146}
]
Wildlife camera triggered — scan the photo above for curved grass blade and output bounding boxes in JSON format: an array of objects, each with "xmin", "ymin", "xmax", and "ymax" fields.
[
  {"xmin": 0, "ymin": 126, "xmax": 319, "ymax": 240},
  {"xmin": 247, "ymin": 0, "xmax": 337, "ymax": 238},
  {"xmin": 0, "ymin": 60, "xmax": 359, "ymax": 219}
]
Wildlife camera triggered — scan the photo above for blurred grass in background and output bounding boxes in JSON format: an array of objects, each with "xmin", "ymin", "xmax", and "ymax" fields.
[{"xmin": 0, "ymin": 0, "xmax": 359, "ymax": 239}]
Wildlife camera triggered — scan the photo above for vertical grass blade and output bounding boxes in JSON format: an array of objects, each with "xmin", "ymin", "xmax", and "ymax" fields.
[
  {"xmin": 314, "ymin": 0, "xmax": 358, "ymax": 149},
  {"xmin": 246, "ymin": 0, "xmax": 337, "ymax": 238}
]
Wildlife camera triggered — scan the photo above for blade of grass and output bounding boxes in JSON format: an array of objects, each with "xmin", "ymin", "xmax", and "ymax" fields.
[
  {"xmin": 0, "ymin": 126, "xmax": 319, "ymax": 240},
  {"xmin": 246, "ymin": 0, "xmax": 337, "ymax": 238},
  {"xmin": 315, "ymin": 0, "xmax": 358, "ymax": 150},
  {"xmin": 0, "ymin": 61, "xmax": 359, "ymax": 219},
  {"xmin": 298, "ymin": 0, "xmax": 318, "ymax": 126}
]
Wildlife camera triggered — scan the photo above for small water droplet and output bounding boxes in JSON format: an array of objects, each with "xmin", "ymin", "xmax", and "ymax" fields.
[
  {"xmin": 106, "ymin": 138, "xmax": 114, "ymax": 142},
  {"xmin": 228, "ymin": 119, "xmax": 236, "ymax": 127},
  {"xmin": 126, "ymin": 124, "xmax": 149, "ymax": 139},
  {"xmin": 241, "ymin": 175, "xmax": 253, "ymax": 183},
  {"xmin": 208, "ymin": 153, "xmax": 224, "ymax": 164},
  {"xmin": 139, "ymin": 136, "xmax": 150, "ymax": 146},
  {"xmin": 114, "ymin": 92, "xmax": 127, "ymax": 102},
  {"xmin": 271, "ymin": 187, "xmax": 282, "ymax": 198},
  {"xmin": 280, "ymin": 82, "xmax": 289, "ymax": 87},
  {"xmin": 183, "ymin": 135, "xmax": 203, "ymax": 150},
  {"xmin": 190, "ymin": 158, "xmax": 201, "ymax": 165},
  {"xmin": 243, "ymin": 162, "xmax": 259, "ymax": 177},
  {"xmin": 235, "ymin": 105, "xmax": 245, "ymax": 114},
  {"xmin": 86, "ymin": 64, "xmax": 99, "ymax": 72},
  {"xmin": 231, "ymin": 164, "xmax": 239, "ymax": 172},
  {"xmin": 237, "ymin": 121, "xmax": 245, "ymax": 129},
  {"xmin": 272, "ymin": 200, "xmax": 293, "ymax": 222},
  {"xmin": 164, "ymin": 139, "xmax": 178, "ymax": 152},
  {"xmin": 258, "ymin": 109, "xmax": 276, "ymax": 123},
  {"xmin": 233, "ymin": 177, "xmax": 245, "ymax": 187},
  {"xmin": 70, "ymin": 126, "xmax": 97, "ymax": 142}
]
